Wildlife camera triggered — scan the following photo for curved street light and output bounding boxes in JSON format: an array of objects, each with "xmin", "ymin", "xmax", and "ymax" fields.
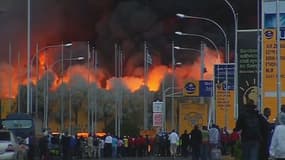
[
  {"xmin": 223, "ymin": 0, "xmax": 238, "ymax": 61},
  {"xmin": 174, "ymin": 46, "xmax": 200, "ymax": 53},
  {"xmin": 31, "ymin": 43, "xmax": 72, "ymax": 118},
  {"xmin": 175, "ymin": 45, "xmax": 215, "ymax": 127},
  {"xmin": 170, "ymin": 42, "xmax": 206, "ymax": 130},
  {"xmin": 176, "ymin": 13, "xmax": 231, "ymax": 128},
  {"xmin": 176, "ymin": 13, "xmax": 228, "ymax": 63},
  {"xmin": 175, "ymin": 31, "xmax": 220, "ymax": 58},
  {"xmin": 223, "ymin": 0, "xmax": 239, "ymax": 119},
  {"xmin": 174, "ymin": 45, "xmax": 206, "ymax": 80}
]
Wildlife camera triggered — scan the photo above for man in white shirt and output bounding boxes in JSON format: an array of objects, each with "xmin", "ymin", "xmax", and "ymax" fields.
[
  {"xmin": 105, "ymin": 133, "xmax": 113, "ymax": 157},
  {"xmin": 168, "ymin": 129, "xmax": 179, "ymax": 157},
  {"xmin": 209, "ymin": 124, "xmax": 219, "ymax": 148},
  {"xmin": 270, "ymin": 113, "xmax": 285, "ymax": 159},
  {"xmin": 87, "ymin": 134, "xmax": 94, "ymax": 158}
]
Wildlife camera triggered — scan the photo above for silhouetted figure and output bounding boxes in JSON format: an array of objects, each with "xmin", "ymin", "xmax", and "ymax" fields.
[
  {"xmin": 236, "ymin": 101, "xmax": 262, "ymax": 160},
  {"xmin": 180, "ymin": 130, "xmax": 190, "ymax": 157}
]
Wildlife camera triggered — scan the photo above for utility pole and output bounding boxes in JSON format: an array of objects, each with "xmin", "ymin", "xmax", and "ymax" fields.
[
  {"xmin": 27, "ymin": 0, "xmax": 31, "ymax": 114},
  {"xmin": 200, "ymin": 41, "xmax": 205, "ymax": 104},
  {"xmin": 171, "ymin": 41, "xmax": 175, "ymax": 130},
  {"xmin": 94, "ymin": 47, "xmax": 98, "ymax": 134},
  {"xmin": 144, "ymin": 41, "xmax": 149, "ymax": 130},
  {"xmin": 87, "ymin": 42, "xmax": 90, "ymax": 133},
  {"xmin": 60, "ymin": 42, "xmax": 64, "ymax": 132}
]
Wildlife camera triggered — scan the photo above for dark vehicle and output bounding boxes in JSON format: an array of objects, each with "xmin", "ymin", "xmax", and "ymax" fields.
[{"xmin": 0, "ymin": 113, "xmax": 35, "ymax": 139}]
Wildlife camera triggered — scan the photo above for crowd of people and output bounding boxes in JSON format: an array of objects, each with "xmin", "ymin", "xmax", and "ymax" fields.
[
  {"xmin": 34, "ymin": 126, "xmax": 236, "ymax": 160},
  {"xmin": 33, "ymin": 102, "xmax": 285, "ymax": 160}
]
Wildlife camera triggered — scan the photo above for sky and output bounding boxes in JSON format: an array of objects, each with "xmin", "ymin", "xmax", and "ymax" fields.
[{"xmin": 0, "ymin": 0, "xmax": 258, "ymax": 92}]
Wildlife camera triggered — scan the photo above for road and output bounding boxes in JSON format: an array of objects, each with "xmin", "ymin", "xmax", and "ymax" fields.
[{"xmin": 34, "ymin": 155, "xmax": 234, "ymax": 160}]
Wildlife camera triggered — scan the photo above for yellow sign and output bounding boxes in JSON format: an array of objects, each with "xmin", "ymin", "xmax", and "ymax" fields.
[
  {"xmin": 0, "ymin": 98, "xmax": 14, "ymax": 119},
  {"xmin": 215, "ymin": 89, "xmax": 235, "ymax": 129},
  {"xmin": 183, "ymin": 80, "xmax": 199, "ymax": 96},
  {"xmin": 262, "ymin": 29, "xmax": 285, "ymax": 120},
  {"xmin": 179, "ymin": 103, "xmax": 208, "ymax": 134}
]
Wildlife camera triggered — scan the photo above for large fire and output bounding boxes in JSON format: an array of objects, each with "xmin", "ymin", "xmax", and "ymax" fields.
[{"xmin": 0, "ymin": 47, "xmax": 222, "ymax": 99}]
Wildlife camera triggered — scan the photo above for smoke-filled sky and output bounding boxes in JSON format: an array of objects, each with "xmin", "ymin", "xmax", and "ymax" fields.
[
  {"xmin": 0, "ymin": 0, "xmax": 258, "ymax": 95},
  {"xmin": 0, "ymin": 0, "xmax": 257, "ymax": 65}
]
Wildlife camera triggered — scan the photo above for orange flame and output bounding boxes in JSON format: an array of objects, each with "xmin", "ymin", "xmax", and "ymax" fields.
[
  {"xmin": 0, "ymin": 47, "xmax": 222, "ymax": 99},
  {"xmin": 147, "ymin": 65, "xmax": 168, "ymax": 91}
]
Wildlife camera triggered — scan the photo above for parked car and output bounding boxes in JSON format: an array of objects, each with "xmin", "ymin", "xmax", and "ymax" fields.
[{"xmin": 0, "ymin": 129, "xmax": 19, "ymax": 160}]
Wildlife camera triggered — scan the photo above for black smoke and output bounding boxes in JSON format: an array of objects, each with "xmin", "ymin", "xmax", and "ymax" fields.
[{"xmin": 0, "ymin": 0, "xmax": 257, "ymax": 75}]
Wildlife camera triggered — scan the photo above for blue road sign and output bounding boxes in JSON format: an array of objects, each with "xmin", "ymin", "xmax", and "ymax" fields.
[
  {"xmin": 214, "ymin": 64, "xmax": 235, "ymax": 90},
  {"xmin": 199, "ymin": 80, "xmax": 213, "ymax": 97}
]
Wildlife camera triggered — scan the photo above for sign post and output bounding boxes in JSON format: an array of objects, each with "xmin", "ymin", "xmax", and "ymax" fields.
[
  {"xmin": 214, "ymin": 63, "xmax": 235, "ymax": 129},
  {"xmin": 152, "ymin": 101, "xmax": 164, "ymax": 128}
]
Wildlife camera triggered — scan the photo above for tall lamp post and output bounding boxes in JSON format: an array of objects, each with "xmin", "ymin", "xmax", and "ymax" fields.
[
  {"xmin": 174, "ymin": 45, "xmax": 216, "ymax": 127},
  {"xmin": 43, "ymin": 56, "xmax": 84, "ymax": 130},
  {"xmin": 177, "ymin": 13, "xmax": 230, "ymax": 127},
  {"xmin": 32, "ymin": 43, "xmax": 72, "ymax": 117},
  {"xmin": 223, "ymin": 0, "xmax": 239, "ymax": 118},
  {"xmin": 171, "ymin": 41, "xmax": 175, "ymax": 130},
  {"xmin": 27, "ymin": 0, "xmax": 31, "ymax": 114},
  {"xmin": 170, "ymin": 42, "xmax": 206, "ymax": 130}
]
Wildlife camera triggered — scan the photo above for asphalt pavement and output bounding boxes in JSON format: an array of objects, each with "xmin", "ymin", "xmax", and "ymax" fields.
[{"xmin": 34, "ymin": 155, "xmax": 234, "ymax": 160}]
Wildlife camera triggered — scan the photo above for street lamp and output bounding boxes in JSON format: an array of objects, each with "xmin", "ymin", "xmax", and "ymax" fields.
[
  {"xmin": 223, "ymin": 0, "xmax": 238, "ymax": 64},
  {"xmin": 27, "ymin": 0, "xmax": 31, "ymax": 114},
  {"xmin": 174, "ymin": 45, "xmax": 205, "ymax": 80},
  {"xmin": 31, "ymin": 43, "xmax": 72, "ymax": 118},
  {"xmin": 174, "ymin": 46, "xmax": 200, "ymax": 53},
  {"xmin": 177, "ymin": 13, "xmax": 230, "ymax": 128},
  {"xmin": 170, "ymin": 42, "xmax": 204, "ymax": 130},
  {"xmin": 223, "ymin": 0, "xmax": 239, "ymax": 118},
  {"xmin": 175, "ymin": 45, "xmax": 215, "ymax": 125},
  {"xmin": 171, "ymin": 41, "xmax": 175, "ymax": 130},
  {"xmin": 43, "ymin": 56, "xmax": 84, "ymax": 130},
  {"xmin": 175, "ymin": 31, "xmax": 220, "ymax": 57},
  {"xmin": 176, "ymin": 13, "xmax": 228, "ymax": 63}
]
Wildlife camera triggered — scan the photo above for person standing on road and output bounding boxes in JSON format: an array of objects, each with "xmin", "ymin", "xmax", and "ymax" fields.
[
  {"xmin": 61, "ymin": 132, "xmax": 71, "ymax": 160},
  {"xmin": 259, "ymin": 107, "xmax": 274, "ymax": 160},
  {"xmin": 105, "ymin": 133, "xmax": 113, "ymax": 157},
  {"xmin": 220, "ymin": 126, "xmax": 230, "ymax": 155},
  {"xmin": 190, "ymin": 125, "xmax": 202, "ymax": 160},
  {"xmin": 201, "ymin": 126, "xmax": 210, "ymax": 160},
  {"xmin": 180, "ymin": 129, "xmax": 190, "ymax": 157},
  {"xmin": 236, "ymin": 101, "xmax": 262, "ymax": 160},
  {"xmin": 38, "ymin": 130, "xmax": 49, "ymax": 160},
  {"xmin": 168, "ymin": 129, "xmax": 179, "ymax": 157},
  {"xmin": 93, "ymin": 136, "xmax": 99, "ymax": 158},
  {"xmin": 209, "ymin": 124, "xmax": 219, "ymax": 149},
  {"xmin": 26, "ymin": 132, "xmax": 35, "ymax": 160},
  {"xmin": 229, "ymin": 128, "xmax": 240, "ymax": 157},
  {"xmin": 112, "ymin": 135, "xmax": 118, "ymax": 158},
  {"xmin": 269, "ymin": 113, "xmax": 285, "ymax": 159},
  {"xmin": 98, "ymin": 137, "xmax": 105, "ymax": 158},
  {"xmin": 87, "ymin": 133, "xmax": 94, "ymax": 158},
  {"xmin": 276, "ymin": 104, "xmax": 285, "ymax": 125}
]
